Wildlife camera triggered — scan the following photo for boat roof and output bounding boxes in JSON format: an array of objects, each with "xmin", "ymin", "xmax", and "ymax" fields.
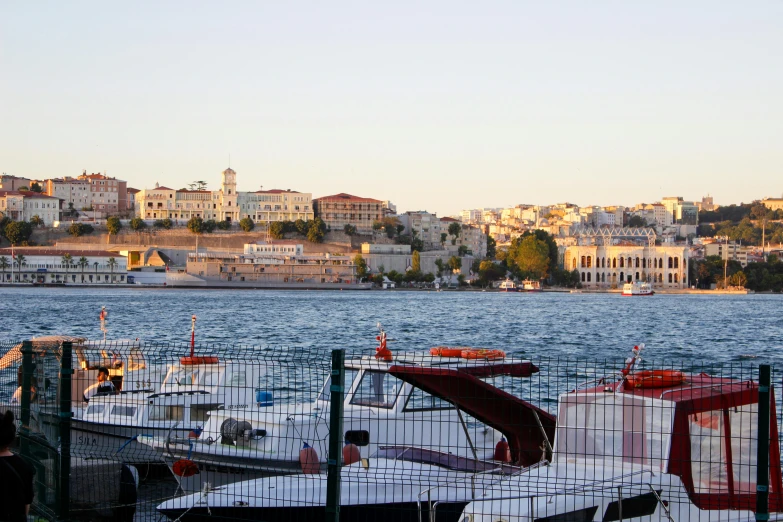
[
  {"xmin": 346, "ymin": 353, "xmax": 538, "ymax": 378},
  {"xmin": 579, "ymin": 373, "xmax": 758, "ymax": 414},
  {"xmin": 389, "ymin": 363, "xmax": 555, "ymax": 468}
]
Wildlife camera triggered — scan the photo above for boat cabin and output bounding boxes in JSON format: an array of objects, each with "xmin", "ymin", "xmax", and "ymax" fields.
[{"xmin": 555, "ymin": 373, "xmax": 782, "ymax": 511}]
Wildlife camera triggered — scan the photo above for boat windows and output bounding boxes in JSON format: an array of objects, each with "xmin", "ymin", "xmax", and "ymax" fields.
[
  {"xmin": 554, "ymin": 394, "xmax": 673, "ymax": 471},
  {"xmin": 86, "ymin": 404, "xmax": 105, "ymax": 415},
  {"xmin": 191, "ymin": 403, "xmax": 223, "ymax": 423},
  {"xmin": 350, "ymin": 370, "xmax": 403, "ymax": 409},
  {"xmin": 689, "ymin": 403, "xmax": 758, "ymax": 495},
  {"xmin": 318, "ymin": 369, "xmax": 358, "ymax": 401},
  {"xmin": 149, "ymin": 405, "xmax": 184, "ymax": 421},
  {"xmin": 403, "ymin": 386, "xmax": 455, "ymax": 412},
  {"xmin": 110, "ymin": 405, "xmax": 137, "ymax": 418}
]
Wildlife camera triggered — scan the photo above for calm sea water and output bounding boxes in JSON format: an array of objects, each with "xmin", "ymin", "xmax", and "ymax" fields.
[{"xmin": 1, "ymin": 287, "xmax": 781, "ymax": 362}]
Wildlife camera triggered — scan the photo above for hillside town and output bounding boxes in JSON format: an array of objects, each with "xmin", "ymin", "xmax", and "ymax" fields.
[{"xmin": 1, "ymin": 169, "xmax": 783, "ymax": 292}]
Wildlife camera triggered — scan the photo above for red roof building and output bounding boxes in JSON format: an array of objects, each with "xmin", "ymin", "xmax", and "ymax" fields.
[{"xmin": 314, "ymin": 193, "xmax": 384, "ymax": 234}]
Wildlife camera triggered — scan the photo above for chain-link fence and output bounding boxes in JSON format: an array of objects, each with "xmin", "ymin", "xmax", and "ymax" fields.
[{"xmin": 2, "ymin": 338, "xmax": 780, "ymax": 521}]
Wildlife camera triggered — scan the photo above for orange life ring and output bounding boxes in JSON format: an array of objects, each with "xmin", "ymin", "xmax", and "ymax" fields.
[
  {"xmin": 460, "ymin": 349, "xmax": 506, "ymax": 360},
  {"xmin": 180, "ymin": 356, "xmax": 219, "ymax": 365},
  {"xmin": 430, "ymin": 347, "xmax": 465, "ymax": 357},
  {"xmin": 626, "ymin": 370, "xmax": 685, "ymax": 388}
]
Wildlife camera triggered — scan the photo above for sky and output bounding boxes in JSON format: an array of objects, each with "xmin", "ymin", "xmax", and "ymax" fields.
[{"xmin": 1, "ymin": 1, "xmax": 781, "ymax": 216}]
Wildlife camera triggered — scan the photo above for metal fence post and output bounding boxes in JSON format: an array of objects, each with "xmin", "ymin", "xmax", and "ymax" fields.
[
  {"xmin": 20, "ymin": 340, "xmax": 33, "ymax": 459},
  {"xmin": 325, "ymin": 349, "xmax": 345, "ymax": 522},
  {"xmin": 756, "ymin": 364, "xmax": 770, "ymax": 521},
  {"xmin": 58, "ymin": 341, "xmax": 73, "ymax": 521}
]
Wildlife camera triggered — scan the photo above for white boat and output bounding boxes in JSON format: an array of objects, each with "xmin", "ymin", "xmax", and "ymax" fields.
[
  {"xmin": 621, "ymin": 281, "xmax": 654, "ymax": 296},
  {"xmin": 156, "ymin": 446, "xmax": 539, "ymax": 521},
  {"xmin": 459, "ymin": 345, "xmax": 783, "ymax": 521},
  {"xmin": 142, "ymin": 327, "xmax": 555, "ymax": 493},
  {"xmin": 35, "ymin": 345, "xmax": 265, "ymax": 463},
  {"xmin": 520, "ymin": 279, "xmax": 542, "ymax": 292},
  {"xmin": 498, "ymin": 279, "xmax": 518, "ymax": 292}
]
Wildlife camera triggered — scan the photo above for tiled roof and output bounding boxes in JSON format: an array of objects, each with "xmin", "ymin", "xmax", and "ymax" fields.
[
  {"xmin": 256, "ymin": 189, "xmax": 301, "ymax": 194},
  {"xmin": 0, "ymin": 190, "xmax": 58, "ymax": 199},
  {"xmin": 315, "ymin": 193, "xmax": 382, "ymax": 203},
  {"xmin": 0, "ymin": 248, "xmax": 124, "ymax": 258}
]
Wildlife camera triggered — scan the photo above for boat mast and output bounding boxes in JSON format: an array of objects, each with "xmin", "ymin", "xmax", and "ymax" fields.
[{"xmin": 190, "ymin": 315, "xmax": 196, "ymax": 358}]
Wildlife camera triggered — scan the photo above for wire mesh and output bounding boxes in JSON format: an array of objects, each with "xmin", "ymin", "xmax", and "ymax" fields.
[{"xmin": 1, "ymin": 339, "xmax": 780, "ymax": 521}]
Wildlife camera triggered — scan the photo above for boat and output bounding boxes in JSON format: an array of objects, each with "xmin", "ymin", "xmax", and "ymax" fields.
[
  {"xmin": 142, "ymin": 325, "xmax": 555, "ymax": 493},
  {"xmin": 458, "ymin": 344, "xmax": 783, "ymax": 521},
  {"xmin": 498, "ymin": 278, "xmax": 518, "ymax": 292},
  {"xmin": 520, "ymin": 279, "xmax": 542, "ymax": 292},
  {"xmin": 156, "ymin": 445, "xmax": 542, "ymax": 522},
  {"xmin": 621, "ymin": 281, "xmax": 654, "ymax": 296}
]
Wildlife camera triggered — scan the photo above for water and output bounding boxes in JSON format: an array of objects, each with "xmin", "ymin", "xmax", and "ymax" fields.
[{"xmin": 1, "ymin": 287, "xmax": 781, "ymax": 362}]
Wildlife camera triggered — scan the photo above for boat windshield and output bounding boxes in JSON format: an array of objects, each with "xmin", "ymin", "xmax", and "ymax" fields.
[
  {"xmin": 554, "ymin": 393, "xmax": 674, "ymax": 471},
  {"xmin": 374, "ymin": 446, "xmax": 518, "ymax": 474},
  {"xmin": 318, "ymin": 369, "xmax": 358, "ymax": 401},
  {"xmin": 164, "ymin": 366, "xmax": 223, "ymax": 387}
]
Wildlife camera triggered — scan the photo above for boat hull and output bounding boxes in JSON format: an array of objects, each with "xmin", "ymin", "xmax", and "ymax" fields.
[{"xmin": 159, "ymin": 500, "xmax": 469, "ymax": 522}]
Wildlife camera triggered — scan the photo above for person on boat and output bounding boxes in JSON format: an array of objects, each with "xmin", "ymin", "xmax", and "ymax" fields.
[
  {"xmin": 10, "ymin": 366, "xmax": 36, "ymax": 405},
  {"xmin": 0, "ymin": 410, "xmax": 35, "ymax": 522},
  {"xmin": 83, "ymin": 366, "xmax": 117, "ymax": 402}
]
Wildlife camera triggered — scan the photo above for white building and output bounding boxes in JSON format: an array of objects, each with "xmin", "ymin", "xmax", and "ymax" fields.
[
  {"xmin": 460, "ymin": 209, "xmax": 482, "ymax": 224},
  {"xmin": 397, "ymin": 211, "xmax": 443, "ymax": 247},
  {"xmin": 564, "ymin": 244, "xmax": 690, "ymax": 289},
  {"xmin": 0, "ymin": 190, "xmax": 60, "ymax": 225},
  {"xmin": 0, "ymin": 248, "xmax": 127, "ymax": 284}
]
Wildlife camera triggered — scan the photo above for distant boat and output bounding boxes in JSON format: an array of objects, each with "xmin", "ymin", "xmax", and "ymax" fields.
[
  {"xmin": 520, "ymin": 279, "xmax": 542, "ymax": 292},
  {"xmin": 498, "ymin": 278, "xmax": 518, "ymax": 292},
  {"xmin": 621, "ymin": 281, "xmax": 654, "ymax": 296}
]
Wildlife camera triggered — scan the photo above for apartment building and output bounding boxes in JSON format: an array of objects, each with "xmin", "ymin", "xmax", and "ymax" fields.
[
  {"xmin": 0, "ymin": 175, "xmax": 33, "ymax": 191},
  {"xmin": 661, "ymin": 197, "xmax": 698, "ymax": 225},
  {"xmin": 0, "ymin": 190, "xmax": 60, "ymax": 225},
  {"xmin": 704, "ymin": 242, "xmax": 752, "ymax": 267},
  {"xmin": 397, "ymin": 211, "xmax": 443, "ymax": 247},
  {"xmin": 313, "ymin": 193, "xmax": 383, "ymax": 234},
  {"xmin": 762, "ymin": 198, "xmax": 783, "ymax": 212},
  {"xmin": 45, "ymin": 172, "xmax": 129, "ymax": 215}
]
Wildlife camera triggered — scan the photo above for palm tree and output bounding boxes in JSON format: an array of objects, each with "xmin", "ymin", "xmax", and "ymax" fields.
[
  {"xmin": 78, "ymin": 256, "xmax": 89, "ymax": 283},
  {"xmin": 14, "ymin": 254, "xmax": 27, "ymax": 282},
  {"xmin": 108, "ymin": 257, "xmax": 118, "ymax": 282},
  {"xmin": 0, "ymin": 256, "xmax": 9, "ymax": 283},
  {"xmin": 61, "ymin": 253, "xmax": 73, "ymax": 282}
]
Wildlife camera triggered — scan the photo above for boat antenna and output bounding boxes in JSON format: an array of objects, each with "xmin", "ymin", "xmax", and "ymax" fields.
[
  {"xmin": 621, "ymin": 343, "xmax": 644, "ymax": 376},
  {"xmin": 190, "ymin": 315, "xmax": 197, "ymax": 357}
]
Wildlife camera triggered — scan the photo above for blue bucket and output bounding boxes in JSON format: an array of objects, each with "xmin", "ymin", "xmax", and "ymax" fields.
[{"xmin": 256, "ymin": 391, "xmax": 273, "ymax": 407}]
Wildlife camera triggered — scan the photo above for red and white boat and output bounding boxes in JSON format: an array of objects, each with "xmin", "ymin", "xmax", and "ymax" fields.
[{"xmin": 622, "ymin": 281, "xmax": 654, "ymax": 296}]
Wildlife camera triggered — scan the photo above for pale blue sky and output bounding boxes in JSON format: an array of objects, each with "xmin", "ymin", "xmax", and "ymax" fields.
[{"xmin": 1, "ymin": 1, "xmax": 781, "ymax": 216}]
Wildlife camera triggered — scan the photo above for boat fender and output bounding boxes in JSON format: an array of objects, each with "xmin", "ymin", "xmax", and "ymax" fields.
[
  {"xmin": 493, "ymin": 436, "xmax": 511, "ymax": 462},
  {"xmin": 429, "ymin": 347, "xmax": 465, "ymax": 357},
  {"xmin": 626, "ymin": 370, "xmax": 685, "ymax": 389},
  {"xmin": 172, "ymin": 459, "xmax": 200, "ymax": 477},
  {"xmin": 461, "ymin": 349, "xmax": 506, "ymax": 360},
  {"xmin": 343, "ymin": 441, "xmax": 361, "ymax": 466},
  {"xmin": 300, "ymin": 442, "xmax": 320, "ymax": 474}
]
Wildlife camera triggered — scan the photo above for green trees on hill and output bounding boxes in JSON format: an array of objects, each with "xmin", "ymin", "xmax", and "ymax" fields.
[
  {"xmin": 269, "ymin": 218, "xmax": 326, "ymax": 243},
  {"xmin": 239, "ymin": 217, "xmax": 254, "ymax": 232},
  {"xmin": 4, "ymin": 221, "xmax": 33, "ymax": 245}
]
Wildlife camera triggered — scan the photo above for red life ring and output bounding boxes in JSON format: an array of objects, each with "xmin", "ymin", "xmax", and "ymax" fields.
[
  {"xmin": 460, "ymin": 349, "xmax": 506, "ymax": 360},
  {"xmin": 430, "ymin": 347, "xmax": 465, "ymax": 357},
  {"xmin": 180, "ymin": 356, "xmax": 219, "ymax": 365},
  {"xmin": 172, "ymin": 459, "xmax": 200, "ymax": 477},
  {"xmin": 626, "ymin": 370, "xmax": 685, "ymax": 388}
]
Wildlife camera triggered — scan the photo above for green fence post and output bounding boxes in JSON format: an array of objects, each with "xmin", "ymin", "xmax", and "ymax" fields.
[
  {"xmin": 58, "ymin": 341, "xmax": 73, "ymax": 521},
  {"xmin": 325, "ymin": 349, "xmax": 345, "ymax": 522},
  {"xmin": 756, "ymin": 364, "xmax": 770, "ymax": 521},
  {"xmin": 20, "ymin": 340, "xmax": 33, "ymax": 459}
]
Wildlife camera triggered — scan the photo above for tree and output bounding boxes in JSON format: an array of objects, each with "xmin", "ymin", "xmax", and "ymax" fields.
[
  {"xmin": 343, "ymin": 224, "xmax": 356, "ymax": 236},
  {"xmin": 106, "ymin": 216, "xmax": 122, "ymax": 236},
  {"xmin": 216, "ymin": 220, "xmax": 232, "ymax": 230},
  {"xmin": 187, "ymin": 216, "xmax": 205, "ymax": 234},
  {"xmin": 68, "ymin": 223, "xmax": 85, "ymax": 237},
  {"xmin": 353, "ymin": 254, "xmax": 368, "ymax": 280},
  {"xmin": 61, "ymin": 253, "xmax": 74, "ymax": 280},
  {"xmin": 478, "ymin": 260, "xmax": 505, "ymax": 287},
  {"xmin": 486, "ymin": 236, "xmax": 497, "ymax": 259},
  {"xmin": 372, "ymin": 221, "xmax": 383, "ymax": 231},
  {"xmin": 384, "ymin": 222, "xmax": 396, "ymax": 238},
  {"xmin": 294, "ymin": 219, "xmax": 307, "ymax": 235},
  {"xmin": 67, "ymin": 202, "xmax": 77, "ymax": 217},
  {"xmin": 457, "ymin": 245, "xmax": 468, "ymax": 257},
  {"xmin": 396, "ymin": 224, "xmax": 405, "ymax": 236},
  {"xmin": 188, "ymin": 180, "xmax": 208, "ymax": 191},
  {"xmin": 239, "ymin": 217, "xmax": 255, "ymax": 232},
  {"xmin": 269, "ymin": 221, "xmax": 286, "ymax": 239},
  {"xmin": 5, "ymin": 221, "xmax": 33, "ymax": 245},
  {"xmin": 29, "ymin": 182, "xmax": 43, "ymax": 193},
  {"xmin": 30, "ymin": 215, "xmax": 44, "ymax": 227},
  {"xmin": 628, "ymin": 215, "xmax": 648, "ymax": 227},
  {"xmin": 0, "ymin": 216, "xmax": 10, "ymax": 238},
  {"xmin": 18, "ymin": 186, "xmax": 29, "ymax": 191},
  {"xmin": 509, "ymin": 235, "xmax": 550, "ymax": 280},
  {"xmin": 107, "ymin": 257, "xmax": 118, "ymax": 281},
  {"xmin": 434, "ymin": 258, "xmax": 444, "ymax": 278},
  {"xmin": 14, "ymin": 254, "xmax": 27, "ymax": 277},
  {"xmin": 448, "ymin": 256, "xmax": 462, "ymax": 273},
  {"xmin": 440, "ymin": 233, "xmax": 448, "ymax": 247},
  {"xmin": 130, "ymin": 217, "xmax": 147, "ymax": 231},
  {"xmin": 78, "ymin": 256, "xmax": 89, "ymax": 282},
  {"xmin": 0, "ymin": 256, "xmax": 9, "ymax": 282},
  {"xmin": 448, "ymin": 222, "xmax": 461, "ymax": 245},
  {"xmin": 729, "ymin": 271, "xmax": 747, "ymax": 288},
  {"xmin": 307, "ymin": 226, "xmax": 324, "ymax": 243},
  {"xmin": 203, "ymin": 219, "xmax": 217, "ymax": 233},
  {"xmin": 412, "ymin": 250, "xmax": 421, "ymax": 273}
]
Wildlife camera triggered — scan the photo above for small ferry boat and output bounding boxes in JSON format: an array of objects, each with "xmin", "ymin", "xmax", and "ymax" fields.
[
  {"xmin": 498, "ymin": 278, "xmax": 518, "ymax": 292},
  {"xmin": 621, "ymin": 281, "xmax": 654, "ymax": 296},
  {"xmin": 520, "ymin": 279, "xmax": 542, "ymax": 292},
  {"xmin": 144, "ymin": 325, "xmax": 554, "ymax": 493},
  {"xmin": 459, "ymin": 344, "xmax": 783, "ymax": 521}
]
